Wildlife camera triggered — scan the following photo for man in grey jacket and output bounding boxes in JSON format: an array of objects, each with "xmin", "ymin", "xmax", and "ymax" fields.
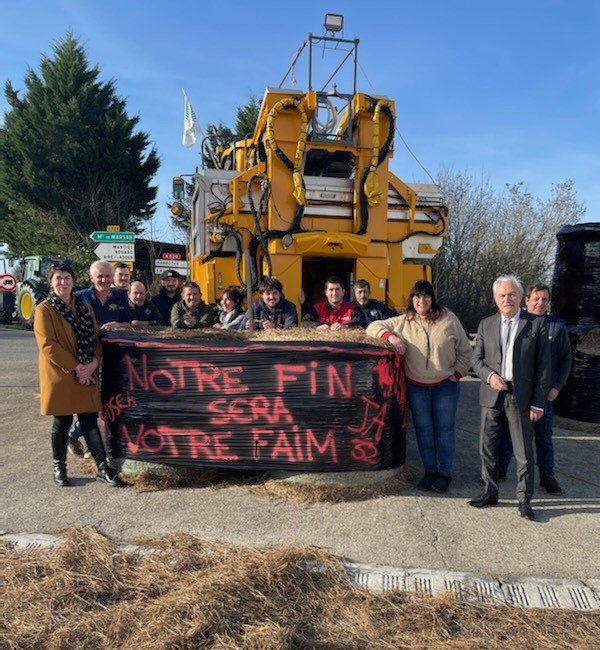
[
  {"xmin": 470, "ymin": 275, "xmax": 551, "ymax": 520},
  {"xmin": 498, "ymin": 283, "xmax": 572, "ymax": 495},
  {"xmin": 171, "ymin": 281, "xmax": 214, "ymax": 329}
]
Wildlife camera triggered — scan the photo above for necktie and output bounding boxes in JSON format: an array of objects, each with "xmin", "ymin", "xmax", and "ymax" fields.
[{"xmin": 501, "ymin": 319, "xmax": 512, "ymax": 377}]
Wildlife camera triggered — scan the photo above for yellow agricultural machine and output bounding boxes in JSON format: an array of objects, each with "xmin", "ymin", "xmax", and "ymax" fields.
[{"xmin": 183, "ymin": 18, "xmax": 447, "ymax": 311}]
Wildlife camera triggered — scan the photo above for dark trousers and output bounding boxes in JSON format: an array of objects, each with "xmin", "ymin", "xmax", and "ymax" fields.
[
  {"xmin": 51, "ymin": 412, "xmax": 98, "ymax": 462},
  {"xmin": 498, "ymin": 401, "xmax": 555, "ymax": 479},
  {"xmin": 480, "ymin": 392, "xmax": 535, "ymax": 502}
]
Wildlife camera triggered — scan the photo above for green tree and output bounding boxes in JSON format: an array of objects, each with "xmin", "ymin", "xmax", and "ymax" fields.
[
  {"xmin": 234, "ymin": 95, "xmax": 260, "ymax": 138},
  {"xmin": 201, "ymin": 96, "xmax": 260, "ymax": 170},
  {"xmin": 0, "ymin": 33, "xmax": 159, "ymax": 256}
]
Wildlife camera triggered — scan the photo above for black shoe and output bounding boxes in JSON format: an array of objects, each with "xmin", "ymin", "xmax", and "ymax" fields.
[
  {"xmin": 518, "ymin": 501, "xmax": 535, "ymax": 520},
  {"xmin": 468, "ymin": 491, "xmax": 498, "ymax": 508},
  {"xmin": 431, "ymin": 474, "xmax": 452, "ymax": 493},
  {"xmin": 540, "ymin": 476, "xmax": 562, "ymax": 495},
  {"xmin": 67, "ymin": 435, "xmax": 85, "ymax": 457},
  {"xmin": 417, "ymin": 472, "xmax": 438, "ymax": 491},
  {"xmin": 53, "ymin": 461, "xmax": 70, "ymax": 487},
  {"xmin": 96, "ymin": 462, "xmax": 125, "ymax": 488}
]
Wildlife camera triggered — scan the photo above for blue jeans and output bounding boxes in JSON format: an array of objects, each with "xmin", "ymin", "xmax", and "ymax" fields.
[
  {"xmin": 499, "ymin": 401, "xmax": 555, "ymax": 478},
  {"xmin": 407, "ymin": 379, "xmax": 460, "ymax": 476}
]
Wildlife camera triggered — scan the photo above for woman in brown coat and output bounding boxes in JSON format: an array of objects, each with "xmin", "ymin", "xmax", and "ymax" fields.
[{"xmin": 34, "ymin": 262, "xmax": 123, "ymax": 487}]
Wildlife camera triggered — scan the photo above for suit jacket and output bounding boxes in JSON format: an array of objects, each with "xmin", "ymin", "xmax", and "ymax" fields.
[{"xmin": 472, "ymin": 311, "xmax": 551, "ymax": 411}]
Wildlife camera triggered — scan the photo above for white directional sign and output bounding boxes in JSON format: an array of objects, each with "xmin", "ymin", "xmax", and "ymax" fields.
[
  {"xmin": 154, "ymin": 259, "xmax": 189, "ymax": 274},
  {"xmin": 94, "ymin": 242, "xmax": 135, "ymax": 262}
]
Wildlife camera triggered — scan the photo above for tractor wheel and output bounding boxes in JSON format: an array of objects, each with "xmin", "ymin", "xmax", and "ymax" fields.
[{"xmin": 17, "ymin": 284, "xmax": 46, "ymax": 329}]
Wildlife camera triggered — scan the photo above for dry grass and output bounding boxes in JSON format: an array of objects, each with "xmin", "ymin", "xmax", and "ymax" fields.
[{"xmin": 1, "ymin": 528, "xmax": 598, "ymax": 649}]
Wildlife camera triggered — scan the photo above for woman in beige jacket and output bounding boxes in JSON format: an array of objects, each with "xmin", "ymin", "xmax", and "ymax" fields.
[
  {"xmin": 34, "ymin": 262, "xmax": 123, "ymax": 487},
  {"xmin": 367, "ymin": 280, "xmax": 472, "ymax": 493}
]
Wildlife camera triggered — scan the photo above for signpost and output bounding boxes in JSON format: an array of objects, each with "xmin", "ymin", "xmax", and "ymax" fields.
[
  {"xmin": 90, "ymin": 231, "xmax": 135, "ymax": 243},
  {"xmin": 90, "ymin": 231, "xmax": 135, "ymax": 264},
  {"xmin": 94, "ymin": 242, "xmax": 135, "ymax": 262}
]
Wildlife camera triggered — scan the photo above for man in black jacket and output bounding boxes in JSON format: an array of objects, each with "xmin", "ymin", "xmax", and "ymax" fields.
[
  {"xmin": 350, "ymin": 279, "xmax": 397, "ymax": 328},
  {"xmin": 150, "ymin": 269, "xmax": 182, "ymax": 326}
]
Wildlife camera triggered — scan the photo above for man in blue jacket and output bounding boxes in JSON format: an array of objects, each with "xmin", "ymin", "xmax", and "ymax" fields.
[
  {"xmin": 498, "ymin": 283, "xmax": 572, "ymax": 495},
  {"xmin": 242, "ymin": 277, "xmax": 298, "ymax": 330}
]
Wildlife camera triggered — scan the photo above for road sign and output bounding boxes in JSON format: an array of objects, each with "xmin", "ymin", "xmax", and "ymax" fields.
[
  {"xmin": 90, "ymin": 231, "xmax": 134, "ymax": 243},
  {"xmin": 154, "ymin": 259, "xmax": 188, "ymax": 274},
  {"xmin": 94, "ymin": 242, "xmax": 135, "ymax": 262}
]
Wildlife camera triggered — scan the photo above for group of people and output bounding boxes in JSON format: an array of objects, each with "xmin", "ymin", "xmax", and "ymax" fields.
[
  {"xmin": 366, "ymin": 275, "xmax": 569, "ymax": 522},
  {"xmin": 35, "ymin": 260, "xmax": 570, "ymax": 521}
]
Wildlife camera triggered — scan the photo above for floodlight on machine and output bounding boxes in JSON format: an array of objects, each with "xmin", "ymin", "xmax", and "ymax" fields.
[{"xmin": 324, "ymin": 13, "xmax": 343, "ymax": 33}]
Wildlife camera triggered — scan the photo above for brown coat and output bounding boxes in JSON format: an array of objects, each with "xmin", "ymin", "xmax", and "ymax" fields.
[{"xmin": 34, "ymin": 298, "xmax": 102, "ymax": 416}]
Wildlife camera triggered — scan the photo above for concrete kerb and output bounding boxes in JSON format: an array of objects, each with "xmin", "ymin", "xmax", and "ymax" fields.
[{"xmin": 3, "ymin": 531, "xmax": 598, "ymax": 611}]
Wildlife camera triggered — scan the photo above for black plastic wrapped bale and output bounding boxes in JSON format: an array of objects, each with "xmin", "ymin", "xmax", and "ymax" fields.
[
  {"xmin": 552, "ymin": 223, "xmax": 600, "ymax": 423},
  {"xmin": 100, "ymin": 332, "xmax": 407, "ymax": 471}
]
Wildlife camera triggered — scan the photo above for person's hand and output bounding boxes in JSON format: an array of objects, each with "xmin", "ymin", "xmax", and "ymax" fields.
[
  {"xmin": 262, "ymin": 320, "xmax": 275, "ymax": 330},
  {"xmin": 449, "ymin": 374, "xmax": 459, "ymax": 383},
  {"xmin": 298, "ymin": 291, "xmax": 305, "ymax": 304},
  {"xmin": 548, "ymin": 388, "xmax": 559, "ymax": 401},
  {"xmin": 76, "ymin": 359, "xmax": 98, "ymax": 381},
  {"xmin": 530, "ymin": 408, "xmax": 543, "ymax": 422},
  {"xmin": 489, "ymin": 373, "xmax": 507, "ymax": 392},
  {"xmin": 213, "ymin": 323, "xmax": 223, "ymax": 329},
  {"xmin": 316, "ymin": 323, "xmax": 330, "ymax": 330},
  {"xmin": 183, "ymin": 313, "xmax": 197, "ymax": 328},
  {"xmin": 330, "ymin": 322, "xmax": 343, "ymax": 331},
  {"xmin": 101, "ymin": 321, "xmax": 129, "ymax": 331},
  {"xmin": 387, "ymin": 334, "xmax": 407, "ymax": 354}
]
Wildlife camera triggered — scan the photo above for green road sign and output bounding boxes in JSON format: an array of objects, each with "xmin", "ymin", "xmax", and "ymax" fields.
[{"xmin": 89, "ymin": 231, "xmax": 135, "ymax": 243}]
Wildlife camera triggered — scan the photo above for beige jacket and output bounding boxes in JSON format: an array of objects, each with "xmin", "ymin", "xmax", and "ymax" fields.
[
  {"xmin": 366, "ymin": 309, "xmax": 472, "ymax": 384},
  {"xmin": 34, "ymin": 299, "xmax": 102, "ymax": 416}
]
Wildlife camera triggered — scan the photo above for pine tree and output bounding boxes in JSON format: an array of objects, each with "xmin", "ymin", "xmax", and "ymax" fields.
[
  {"xmin": 0, "ymin": 33, "xmax": 159, "ymax": 256},
  {"xmin": 234, "ymin": 95, "xmax": 260, "ymax": 138}
]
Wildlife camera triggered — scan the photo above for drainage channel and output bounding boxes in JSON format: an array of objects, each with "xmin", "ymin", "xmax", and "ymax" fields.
[{"xmin": 3, "ymin": 532, "xmax": 598, "ymax": 611}]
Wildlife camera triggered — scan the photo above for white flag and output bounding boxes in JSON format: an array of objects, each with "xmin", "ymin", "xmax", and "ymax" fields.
[{"xmin": 182, "ymin": 89, "xmax": 200, "ymax": 148}]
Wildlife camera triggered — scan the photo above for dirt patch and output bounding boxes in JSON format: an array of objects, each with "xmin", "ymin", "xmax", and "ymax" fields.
[{"xmin": 1, "ymin": 528, "xmax": 598, "ymax": 649}]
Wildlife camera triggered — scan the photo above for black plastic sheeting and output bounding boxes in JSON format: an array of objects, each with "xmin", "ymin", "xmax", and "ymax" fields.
[
  {"xmin": 552, "ymin": 223, "xmax": 600, "ymax": 423},
  {"xmin": 100, "ymin": 333, "xmax": 407, "ymax": 471}
]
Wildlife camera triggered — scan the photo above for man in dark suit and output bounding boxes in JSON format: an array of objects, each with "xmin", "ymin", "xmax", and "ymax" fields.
[{"xmin": 470, "ymin": 275, "xmax": 551, "ymax": 520}]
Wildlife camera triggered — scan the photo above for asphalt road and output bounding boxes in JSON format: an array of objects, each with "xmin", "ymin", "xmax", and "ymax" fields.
[{"xmin": 1, "ymin": 327, "xmax": 598, "ymax": 580}]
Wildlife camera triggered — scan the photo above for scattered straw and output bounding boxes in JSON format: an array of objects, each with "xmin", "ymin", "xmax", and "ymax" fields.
[{"xmin": 1, "ymin": 528, "xmax": 598, "ymax": 649}]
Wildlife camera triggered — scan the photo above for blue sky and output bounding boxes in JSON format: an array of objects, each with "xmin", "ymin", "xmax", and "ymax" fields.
[{"xmin": 1, "ymin": 1, "xmax": 598, "ymax": 241}]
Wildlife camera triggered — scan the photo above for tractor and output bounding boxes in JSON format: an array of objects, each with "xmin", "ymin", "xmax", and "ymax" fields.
[{"xmin": 15, "ymin": 256, "xmax": 57, "ymax": 328}]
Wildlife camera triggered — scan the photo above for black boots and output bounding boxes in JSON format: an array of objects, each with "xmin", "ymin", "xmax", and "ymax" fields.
[
  {"xmin": 53, "ymin": 460, "xmax": 70, "ymax": 487},
  {"xmin": 83, "ymin": 428, "xmax": 125, "ymax": 488}
]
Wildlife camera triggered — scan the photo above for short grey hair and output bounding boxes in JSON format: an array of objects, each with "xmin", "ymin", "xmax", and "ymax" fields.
[
  {"xmin": 89, "ymin": 260, "xmax": 113, "ymax": 277},
  {"xmin": 493, "ymin": 275, "xmax": 524, "ymax": 296}
]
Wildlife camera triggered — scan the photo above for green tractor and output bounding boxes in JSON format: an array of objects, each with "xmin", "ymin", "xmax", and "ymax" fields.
[{"xmin": 15, "ymin": 256, "xmax": 57, "ymax": 328}]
